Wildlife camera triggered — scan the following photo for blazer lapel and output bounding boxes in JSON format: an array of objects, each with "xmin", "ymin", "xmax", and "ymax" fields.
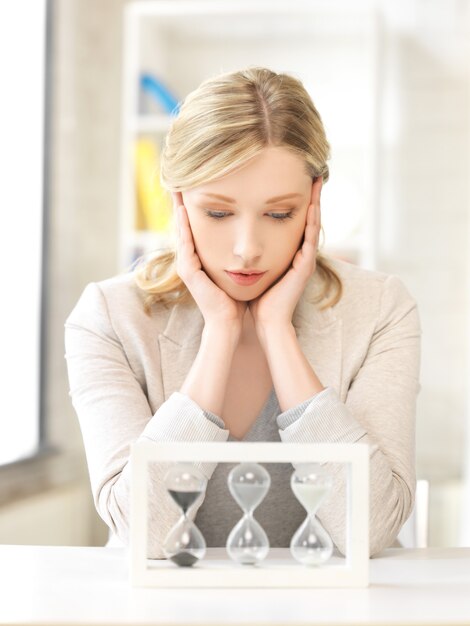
[
  {"xmin": 158, "ymin": 298, "xmax": 204, "ymax": 401},
  {"xmin": 292, "ymin": 273, "xmax": 344, "ymax": 399}
]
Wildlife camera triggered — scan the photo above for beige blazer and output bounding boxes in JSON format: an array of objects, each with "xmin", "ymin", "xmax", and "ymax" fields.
[{"xmin": 64, "ymin": 256, "xmax": 421, "ymax": 557}]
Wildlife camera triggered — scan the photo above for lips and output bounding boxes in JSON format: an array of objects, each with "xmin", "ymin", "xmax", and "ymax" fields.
[
  {"xmin": 227, "ymin": 270, "xmax": 265, "ymax": 275},
  {"xmin": 225, "ymin": 270, "xmax": 267, "ymax": 286}
]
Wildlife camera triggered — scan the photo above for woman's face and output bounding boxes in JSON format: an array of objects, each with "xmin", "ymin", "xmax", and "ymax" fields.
[{"xmin": 182, "ymin": 146, "xmax": 316, "ymax": 301}]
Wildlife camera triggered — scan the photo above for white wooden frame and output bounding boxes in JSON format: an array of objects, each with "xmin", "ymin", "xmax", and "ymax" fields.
[{"xmin": 129, "ymin": 441, "xmax": 369, "ymax": 588}]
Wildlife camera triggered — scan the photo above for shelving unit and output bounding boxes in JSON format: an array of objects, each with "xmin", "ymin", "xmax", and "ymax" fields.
[{"xmin": 119, "ymin": 0, "xmax": 381, "ymax": 272}]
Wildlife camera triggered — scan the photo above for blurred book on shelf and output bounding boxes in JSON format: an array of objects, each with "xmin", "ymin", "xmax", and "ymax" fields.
[
  {"xmin": 133, "ymin": 137, "xmax": 172, "ymax": 233},
  {"xmin": 139, "ymin": 73, "xmax": 181, "ymax": 116}
]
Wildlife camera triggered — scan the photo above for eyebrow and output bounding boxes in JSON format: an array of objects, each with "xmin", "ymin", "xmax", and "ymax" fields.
[{"xmin": 198, "ymin": 192, "xmax": 303, "ymax": 205}]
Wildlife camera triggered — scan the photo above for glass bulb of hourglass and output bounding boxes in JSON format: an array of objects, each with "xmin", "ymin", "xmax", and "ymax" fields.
[
  {"xmin": 290, "ymin": 463, "xmax": 334, "ymax": 566},
  {"xmin": 226, "ymin": 462, "xmax": 271, "ymax": 565},
  {"xmin": 162, "ymin": 463, "xmax": 207, "ymax": 567}
]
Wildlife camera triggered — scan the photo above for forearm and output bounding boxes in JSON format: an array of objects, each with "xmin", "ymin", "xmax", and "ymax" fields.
[
  {"xmin": 258, "ymin": 323, "xmax": 324, "ymax": 412},
  {"xmin": 180, "ymin": 324, "xmax": 239, "ymax": 417}
]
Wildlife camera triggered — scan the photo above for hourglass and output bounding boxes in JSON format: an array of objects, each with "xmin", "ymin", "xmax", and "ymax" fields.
[
  {"xmin": 226, "ymin": 462, "xmax": 271, "ymax": 565},
  {"xmin": 290, "ymin": 463, "xmax": 334, "ymax": 566},
  {"xmin": 162, "ymin": 463, "xmax": 207, "ymax": 567}
]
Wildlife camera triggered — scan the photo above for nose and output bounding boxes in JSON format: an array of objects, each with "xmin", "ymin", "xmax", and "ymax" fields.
[{"xmin": 232, "ymin": 221, "xmax": 263, "ymax": 265}]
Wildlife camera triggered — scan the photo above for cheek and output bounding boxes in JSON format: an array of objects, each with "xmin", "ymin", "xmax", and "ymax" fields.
[
  {"xmin": 276, "ymin": 223, "xmax": 305, "ymax": 262},
  {"xmin": 185, "ymin": 211, "xmax": 206, "ymax": 241},
  {"xmin": 187, "ymin": 217, "xmax": 225, "ymax": 266},
  {"xmin": 188, "ymin": 217, "xmax": 209, "ymax": 245}
]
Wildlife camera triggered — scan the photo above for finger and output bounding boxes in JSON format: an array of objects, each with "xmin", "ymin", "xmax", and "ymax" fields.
[
  {"xmin": 310, "ymin": 189, "xmax": 321, "ymax": 251},
  {"xmin": 293, "ymin": 239, "xmax": 315, "ymax": 273},
  {"xmin": 172, "ymin": 193, "xmax": 184, "ymax": 229},
  {"xmin": 313, "ymin": 175, "xmax": 323, "ymax": 201},
  {"xmin": 316, "ymin": 195, "xmax": 322, "ymax": 234},
  {"xmin": 171, "ymin": 191, "xmax": 183, "ymax": 209},
  {"xmin": 175, "ymin": 204, "xmax": 181, "ymax": 237},
  {"xmin": 303, "ymin": 204, "xmax": 317, "ymax": 239},
  {"xmin": 172, "ymin": 193, "xmax": 182, "ymax": 231},
  {"xmin": 302, "ymin": 226, "xmax": 317, "ymax": 257},
  {"xmin": 310, "ymin": 200, "xmax": 320, "ymax": 232},
  {"xmin": 316, "ymin": 203, "xmax": 321, "ymax": 234},
  {"xmin": 309, "ymin": 177, "xmax": 322, "ymax": 216},
  {"xmin": 313, "ymin": 222, "xmax": 320, "ymax": 252},
  {"xmin": 303, "ymin": 211, "xmax": 321, "ymax": 258},
  {"xmin": 298, "ymin": 183, "xmax": 321, "ymax": 269},
  {"xmin": 307, "ymin": 202, "xmax": 316, "ymax": 226},
  {"xmin": 177, "ymin": 205, "xmax": 195, "ymax": 250},
  {"xmin": 176, "ymin": 217, "xmax": 199, "ymax": 281}
]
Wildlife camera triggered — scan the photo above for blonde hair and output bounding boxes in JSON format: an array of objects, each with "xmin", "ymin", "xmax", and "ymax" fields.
[{"xmin": 134, "ymin": 66, "xmax": 342, "ymax": 314}]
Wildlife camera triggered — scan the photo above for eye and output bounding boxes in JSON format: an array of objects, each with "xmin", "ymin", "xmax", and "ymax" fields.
[
  {"xmin": 204, "ymin": 209, "xmax": 295, "ymax": 222},
  {"xmin": 268, "ymin": 211, "xmax": 295, "ymax": 222},
  {"xmin": 204, "ymin": 210, "xmax": 231, "ymax": 219}
]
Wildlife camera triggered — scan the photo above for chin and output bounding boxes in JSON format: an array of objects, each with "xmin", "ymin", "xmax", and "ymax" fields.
[
  {"xmin": 222, "ymin": 286, "xmax": 259, "ymax": 301},
  {"xmin": 234, "ymin": 292, "xmax": 258, "ymax": 302},
  {"xmin": 225, "ymin": 282, "xmax": 274, "ymax": 302}
]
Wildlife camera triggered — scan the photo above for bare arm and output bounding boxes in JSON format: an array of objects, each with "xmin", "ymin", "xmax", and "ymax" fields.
[
  {"xmin": 180, "ymin": 325, "xmax": 240, "ymax": 417},
  {"xmin": 257, "ymin": 322, "xmax": 324, "ymax": 412}
]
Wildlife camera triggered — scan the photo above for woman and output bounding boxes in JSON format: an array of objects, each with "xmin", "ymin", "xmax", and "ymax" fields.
[{"xmin": 64, "ymin": 66, "xmax": 421, "ymax": 558}]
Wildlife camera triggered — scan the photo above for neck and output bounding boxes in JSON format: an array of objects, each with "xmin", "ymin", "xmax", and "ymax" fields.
[{"xmin": 239, "ymin": 307, "xmax": 258, "ymax": 346}]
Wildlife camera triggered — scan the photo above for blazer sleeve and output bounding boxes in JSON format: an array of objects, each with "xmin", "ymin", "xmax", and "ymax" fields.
[
  {"xmin": 276, "ymin": 274, "xmax": 421, "ymax": 557},
  {"xmin": 64, "ymin": 282, "xmax": 229, "ymax": 558}
]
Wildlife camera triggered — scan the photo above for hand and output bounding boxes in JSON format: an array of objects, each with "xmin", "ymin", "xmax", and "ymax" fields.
[
  {"xmin": 172, "ymin": 192, "xmax": 247, "ymax": 333},
  {"xmin": 248, "ymin": 177, "xmax": 322, "ymax": 335}
]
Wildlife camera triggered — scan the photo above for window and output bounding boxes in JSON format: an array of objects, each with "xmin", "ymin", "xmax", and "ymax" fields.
[{"xmin": 0, "ymin": 0, "xmax": 49, "ymax": 466}]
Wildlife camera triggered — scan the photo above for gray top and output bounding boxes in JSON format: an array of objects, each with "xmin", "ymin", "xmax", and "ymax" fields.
[{"xmin": 195, "ymin": 388, "xmax": 309, "ymax": 548}]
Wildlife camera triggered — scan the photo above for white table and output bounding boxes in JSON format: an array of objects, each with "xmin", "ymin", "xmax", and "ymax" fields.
[{"xmin": 0, "ymin": 545, "xmax": 469, "ymax": 625}]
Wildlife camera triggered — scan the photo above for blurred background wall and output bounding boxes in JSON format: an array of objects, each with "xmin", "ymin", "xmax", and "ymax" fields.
[{"xmin": 0, "ymin": 0, "xmax": 468, "ymax": 548}]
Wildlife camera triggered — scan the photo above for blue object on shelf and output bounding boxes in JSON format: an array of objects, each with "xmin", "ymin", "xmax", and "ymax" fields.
[{"xmin": 140, "ymin": 73, "xmax": 181, "ymax": 116}]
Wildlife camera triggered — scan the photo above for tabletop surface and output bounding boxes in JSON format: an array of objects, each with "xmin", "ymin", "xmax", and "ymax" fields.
[{"xmin": 0, "ymin": 545, "xmax": 469, "ymax": 626}]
